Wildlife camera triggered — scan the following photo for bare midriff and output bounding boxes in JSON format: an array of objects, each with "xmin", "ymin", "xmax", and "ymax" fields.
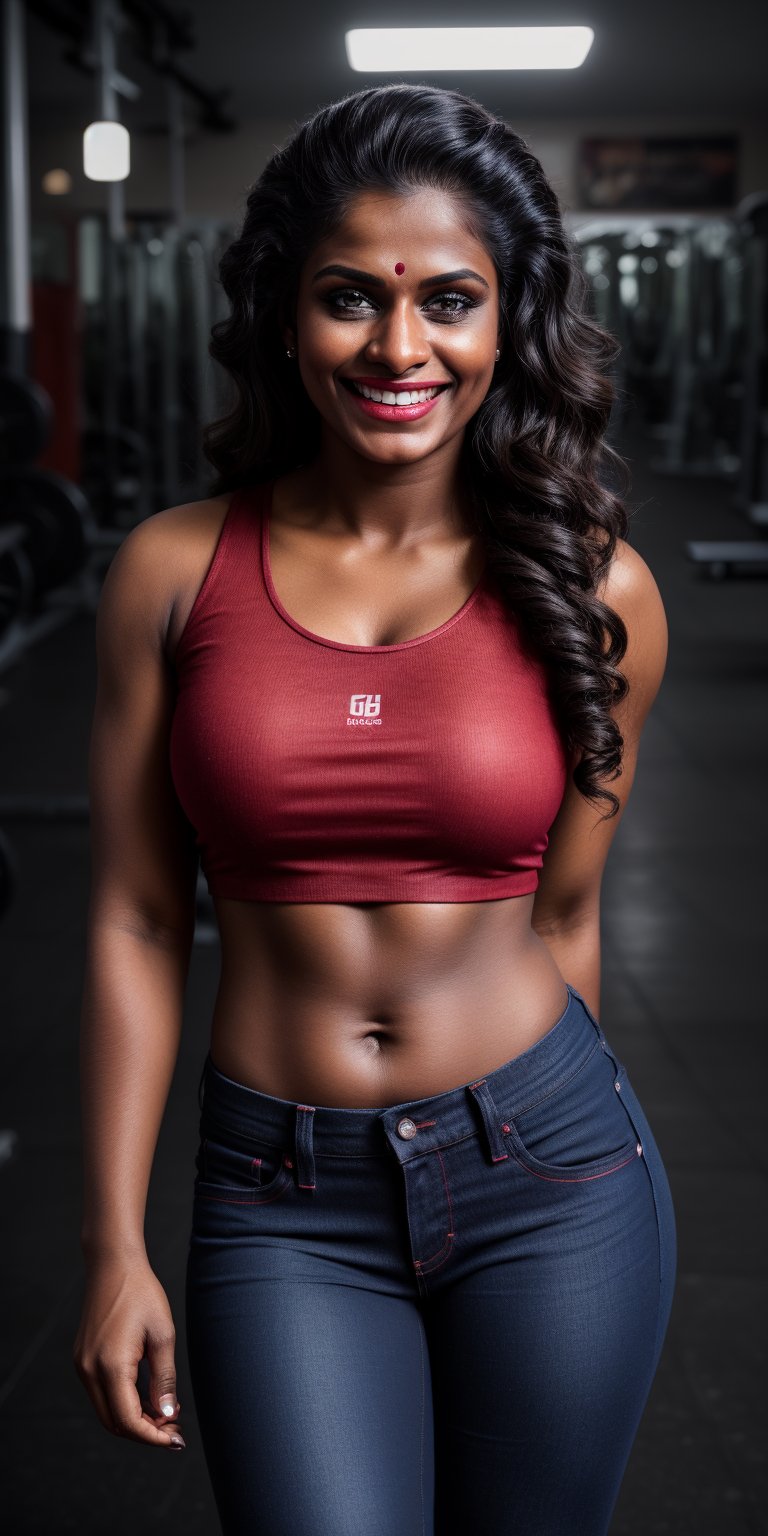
[{"xmin": 208, "ymin": 895, "xmax": 569, "ymax": 1109}]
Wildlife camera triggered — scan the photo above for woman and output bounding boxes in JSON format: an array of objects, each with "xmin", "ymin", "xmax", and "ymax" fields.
[{"xmin": 74, "ymin": 83, "xmax": 676, "ymax": 1535}]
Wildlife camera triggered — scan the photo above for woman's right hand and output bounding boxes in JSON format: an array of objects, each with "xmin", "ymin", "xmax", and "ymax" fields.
[{"xmin": 73, "ymin": 1254, "xmax": 186, "ymax": 1450}]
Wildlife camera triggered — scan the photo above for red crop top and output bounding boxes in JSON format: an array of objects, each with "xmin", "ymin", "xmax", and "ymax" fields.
[{"xmin": 169, "ymin": 481, "xmax": 569, "ymax": 903}]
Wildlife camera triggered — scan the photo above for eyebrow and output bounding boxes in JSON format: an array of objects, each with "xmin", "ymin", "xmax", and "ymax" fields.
[{"xmin": 312, "ymin": 263, "xmax": 490, "ymax": 291}]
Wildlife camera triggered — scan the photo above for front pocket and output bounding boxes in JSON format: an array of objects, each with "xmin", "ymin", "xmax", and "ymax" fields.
[
  {"xmin": 195, "ymin": 1128, "xmax": 293, "ymax": 1204},
  {"xmin": 501, "ymin": 1048, "xmax": 642, "ymax": 1183}
]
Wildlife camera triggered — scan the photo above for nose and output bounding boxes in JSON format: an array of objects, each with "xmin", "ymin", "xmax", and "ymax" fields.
[{"xmin": 363, "ymin": 297, "xmax": 431, "ymax": 374}]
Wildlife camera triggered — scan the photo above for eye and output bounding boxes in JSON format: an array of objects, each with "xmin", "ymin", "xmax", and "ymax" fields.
[
  {"xmin": 323, "ymin": 287, "xmax": 479, "ymax": 321},
  {"xmin": 424, "ymin": 291, "xmax": 477, "ymax": 321},
  {"xmin": 325, "ymin": 288, "xmax": 377, "ymax": 314}
]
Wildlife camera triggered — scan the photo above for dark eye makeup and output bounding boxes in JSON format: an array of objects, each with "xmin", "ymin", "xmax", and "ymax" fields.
[{"xmin": 323, "ymin": 287, "xmax": 479, "ymax": 321}]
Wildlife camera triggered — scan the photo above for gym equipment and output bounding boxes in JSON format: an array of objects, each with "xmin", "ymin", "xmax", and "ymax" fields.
[
  {"xmin": 685, "ymin": 194, "xmax": 768, "ymax": 577},
  {"xmin": 0, "ymin": 372, "xmax": 53, "ymax": 465},
  {"xmin": 733, "ymin": 194, "xmax": 768, "ymax": 525},
  {"xmin": 0, "ymin": 6, "xmax": 232, "ymax": 967},
  {"xmin": 177, "ymin": 224, "xmax": 233, "ymax": 490},
  {"xmin": 77, "ymin": 215, "xmax": 236, "ymax": 518},
  {"xmin": 684, "ymin": 542, "xmax": 768, "ymax": 579},
  {"xmin": 573, "ymin": 220, "xmax": 689, "ymax": 434},
  {"xmin": 0, "ymin": 463, "xmax": 124, "ymax": 671},
  {"xmin": 121, "ymin": 236, "xmax": 153, "ymax": 521},
  {"xmin": 573, "ymin": 215, "xmax": 745, "ymax": 477},
  {"xmin": 0, "ymin": 521, "xmax": 35, "ymax": 632},
  {"xmin": 0, "ymin": 2, "xmax": 107, "ymax": 671},
  {"xmin": 572, "ymin": 209, "xmax": 768, "ymax": 581},
  {"xmin": 0, "ymin": 468, "xmax": 89, "ymax": 590},
  {"xmin": 647, "ymin": 221, "xmax": 744, "ymax": 479}
]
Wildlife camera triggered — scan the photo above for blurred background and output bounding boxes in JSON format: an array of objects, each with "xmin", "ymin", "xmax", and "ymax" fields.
[{"xmin": 0, "ymin": 2, "xmax": 766, "ymax": 1531}]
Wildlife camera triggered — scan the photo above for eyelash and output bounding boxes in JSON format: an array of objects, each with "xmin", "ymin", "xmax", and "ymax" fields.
[{"xmin": 325, "ymin": 288, "xmax": 478, "ymax": 321}]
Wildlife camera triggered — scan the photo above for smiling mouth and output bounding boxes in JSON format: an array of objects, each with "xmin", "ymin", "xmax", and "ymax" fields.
[{"xmin": 342, "ymin": 380, "xmax": 451, "ymax": 405}]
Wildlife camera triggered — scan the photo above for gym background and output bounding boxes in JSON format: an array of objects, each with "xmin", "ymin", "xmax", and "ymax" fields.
[{"xmin": 1, "ymin": 2, "xmax": 766, "ymax": 1532}]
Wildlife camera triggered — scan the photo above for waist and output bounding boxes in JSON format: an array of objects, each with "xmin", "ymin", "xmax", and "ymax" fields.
[
  {"xmin": 198, "ymin": 983, "xmax": 605, "ymax": 1156},
  {"xmin": 208, "ymin": 897, "xmax": 569, "ymax": 1105}
]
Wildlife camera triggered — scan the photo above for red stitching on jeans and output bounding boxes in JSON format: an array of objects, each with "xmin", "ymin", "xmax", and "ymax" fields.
[
  {"xmin": 438, "ymin": 1146, "xmax": 453, "ymax": 1240},
  {"xmin": 413, "ymin": 1119, "xmax": 436, "ymax": 1128},
  {"xmin": 414, "ymin": 1235, "xmax": 455, "ymax": 1279},
  {"xmin": 507, "ymin": 1146, "xmax": 640, "ymax": 1183},
  {"xmin": 414, "ymin": 1148, "xmax": 455, "ymax": 1269}
]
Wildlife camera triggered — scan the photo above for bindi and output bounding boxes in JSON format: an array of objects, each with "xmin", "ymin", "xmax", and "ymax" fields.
[{"xmin": 394, "ymin": 262, "xmax": 405, "ymax": 275}]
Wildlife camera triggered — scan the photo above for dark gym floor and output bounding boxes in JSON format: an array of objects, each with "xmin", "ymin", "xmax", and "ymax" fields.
[{"xmin": 0, "ymin": 423, "xmax": 766, "ymax": 1534}]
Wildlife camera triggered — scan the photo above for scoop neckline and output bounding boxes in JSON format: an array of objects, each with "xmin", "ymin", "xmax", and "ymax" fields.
[{"xmin": 259, "ymin": 479, "xmax": 487, "ymax": 654}]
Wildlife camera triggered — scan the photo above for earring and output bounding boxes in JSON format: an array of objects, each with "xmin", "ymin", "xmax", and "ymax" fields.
[
  {"xmin": 285, "ymin": 345, "xmax": 296, "ymax": 359},
  {"xmin": 495, "ymin": 348, "xmax": 501, "ymax": 362}
]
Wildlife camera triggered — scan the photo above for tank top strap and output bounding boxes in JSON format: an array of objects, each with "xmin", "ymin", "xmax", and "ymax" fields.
[{"xmin": 174, "ymin": 478, "xmax": 272, "ymax": 664}]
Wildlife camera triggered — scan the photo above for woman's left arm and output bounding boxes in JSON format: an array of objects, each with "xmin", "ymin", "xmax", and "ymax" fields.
[{"xmin": 530, "ymin": 539, "xmax": 670, "ymax": 1019}]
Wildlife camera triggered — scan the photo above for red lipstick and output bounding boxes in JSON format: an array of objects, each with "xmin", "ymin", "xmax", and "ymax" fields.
[{"xmin": 343, "ymin": 384, "xmax": 448, "ymax": 423}]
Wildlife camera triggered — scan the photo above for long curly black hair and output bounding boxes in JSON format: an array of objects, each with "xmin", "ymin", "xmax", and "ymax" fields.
[{"xmin": 203, "ymin": 83, "xmax": 632, "ymax": 819}]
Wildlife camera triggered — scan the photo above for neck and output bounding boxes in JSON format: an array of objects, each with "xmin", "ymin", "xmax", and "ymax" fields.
[{"xmin": 292, "ymin": 433, "xmax": 475, "ymax": 546}]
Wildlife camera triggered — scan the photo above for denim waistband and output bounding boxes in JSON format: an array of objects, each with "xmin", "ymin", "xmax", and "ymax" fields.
[{"xmin": 197, "ymin": 983, "xmax": 612, "ymax": 1170}]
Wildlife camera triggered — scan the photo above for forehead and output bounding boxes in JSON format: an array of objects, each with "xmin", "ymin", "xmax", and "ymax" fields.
[{"xmin": 307, "ymin": 186, "xmax": 495, "ymax": 276}]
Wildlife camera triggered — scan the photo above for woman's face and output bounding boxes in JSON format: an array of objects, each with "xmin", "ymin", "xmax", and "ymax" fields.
[{"xmin": 289, "ymin": 186, "xmax": 501, "ymax": 466}]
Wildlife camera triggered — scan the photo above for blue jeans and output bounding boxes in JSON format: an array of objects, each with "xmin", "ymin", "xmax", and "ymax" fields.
[{"xmin": 185, "ymin": 983, "xmax": 677, "ymax": 1536}]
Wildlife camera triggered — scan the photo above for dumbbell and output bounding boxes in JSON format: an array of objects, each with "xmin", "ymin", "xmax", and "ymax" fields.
[
  {"xmin": 0, "ymin": 468, "xmax": 91, "ymax": 637},
  {"xmin": 0, "ymin": 373, "xmax": 53, "ymax": 467}
]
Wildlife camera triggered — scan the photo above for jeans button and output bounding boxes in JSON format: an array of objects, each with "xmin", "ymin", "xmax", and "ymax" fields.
[{"xmin": 397, "ymin": 1117, "xmax": 418, "ymax": 1140}]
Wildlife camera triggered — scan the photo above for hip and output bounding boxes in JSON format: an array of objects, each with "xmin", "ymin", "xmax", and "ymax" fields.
[{"xmin": 189, "ymin": 982, "xmax": 677, "ymax": 1309}]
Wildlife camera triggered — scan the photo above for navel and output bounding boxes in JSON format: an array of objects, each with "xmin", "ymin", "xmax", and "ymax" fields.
[{"xmin": 361, "ymin": 1032, "xmax": 384, "ymax": 1055}]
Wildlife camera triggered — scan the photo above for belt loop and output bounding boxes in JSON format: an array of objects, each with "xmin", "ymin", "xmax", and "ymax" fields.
[
  {"xmin": 294, "ymin": 1105, "xmax": 317, "ymax": 1191},
  {"xmin": 467, "ymin": 1079, "xmax": 509, "ymax": 1164}
]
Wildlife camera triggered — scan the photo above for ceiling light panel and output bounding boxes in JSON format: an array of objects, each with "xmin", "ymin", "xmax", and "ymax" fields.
[{"xmin": 345, "ymin": 27, "xmax": 594, "ymax": 72}]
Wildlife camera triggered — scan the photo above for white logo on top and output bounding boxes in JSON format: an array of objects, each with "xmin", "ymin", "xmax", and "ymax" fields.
[
  {"xmin": 349, "ymin": 693, "xmax": 381, "ymax": 716},
  {"xmin": 348, "ymin": 693, "xmax": 382, "ymax": 726}
]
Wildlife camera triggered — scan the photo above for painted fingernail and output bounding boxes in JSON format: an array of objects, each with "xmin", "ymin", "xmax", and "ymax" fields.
[
  {"xmin": 169, "ymin": 1434, "xmax": 185, "ymax": 1449},
  {"xmin": 159, "ymin": 1396, "xmax": 176, "ymax": 1416}
]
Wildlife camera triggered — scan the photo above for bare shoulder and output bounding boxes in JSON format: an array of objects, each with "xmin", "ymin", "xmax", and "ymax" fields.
[
  {"xmin": 118, "ymin": 493, "xmax": 232, "ymax": 577},
  {"xmin": 597, "ymin": 536, "xmax": 669, "ymax": 722},
  {"xmin": 97, "ymin": 494, "xmax": 233, "ymax": 655},
  {"xmin": 596, "ymin": 535, "xmax": 665, "ymax": 615}
]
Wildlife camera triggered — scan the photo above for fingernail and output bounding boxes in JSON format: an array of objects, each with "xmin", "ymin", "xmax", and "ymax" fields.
[
  {"xmin": 159, "ymin": 1396, "xmax": 176, "ymax": 1417},
  {"xmin": 169, "ymin": 1434, "xmax": 185, "ymax": 1449}
]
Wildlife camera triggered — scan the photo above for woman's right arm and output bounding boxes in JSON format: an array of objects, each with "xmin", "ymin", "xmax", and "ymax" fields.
[{"xmin": 72, "ymin": 510, "xmax": 200, "ymax": 1451}]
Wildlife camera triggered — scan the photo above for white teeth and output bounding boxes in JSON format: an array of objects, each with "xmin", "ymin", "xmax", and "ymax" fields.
[{"xmin": 351, "ymin": 382, "xmax": 442, "ymax": 405}]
